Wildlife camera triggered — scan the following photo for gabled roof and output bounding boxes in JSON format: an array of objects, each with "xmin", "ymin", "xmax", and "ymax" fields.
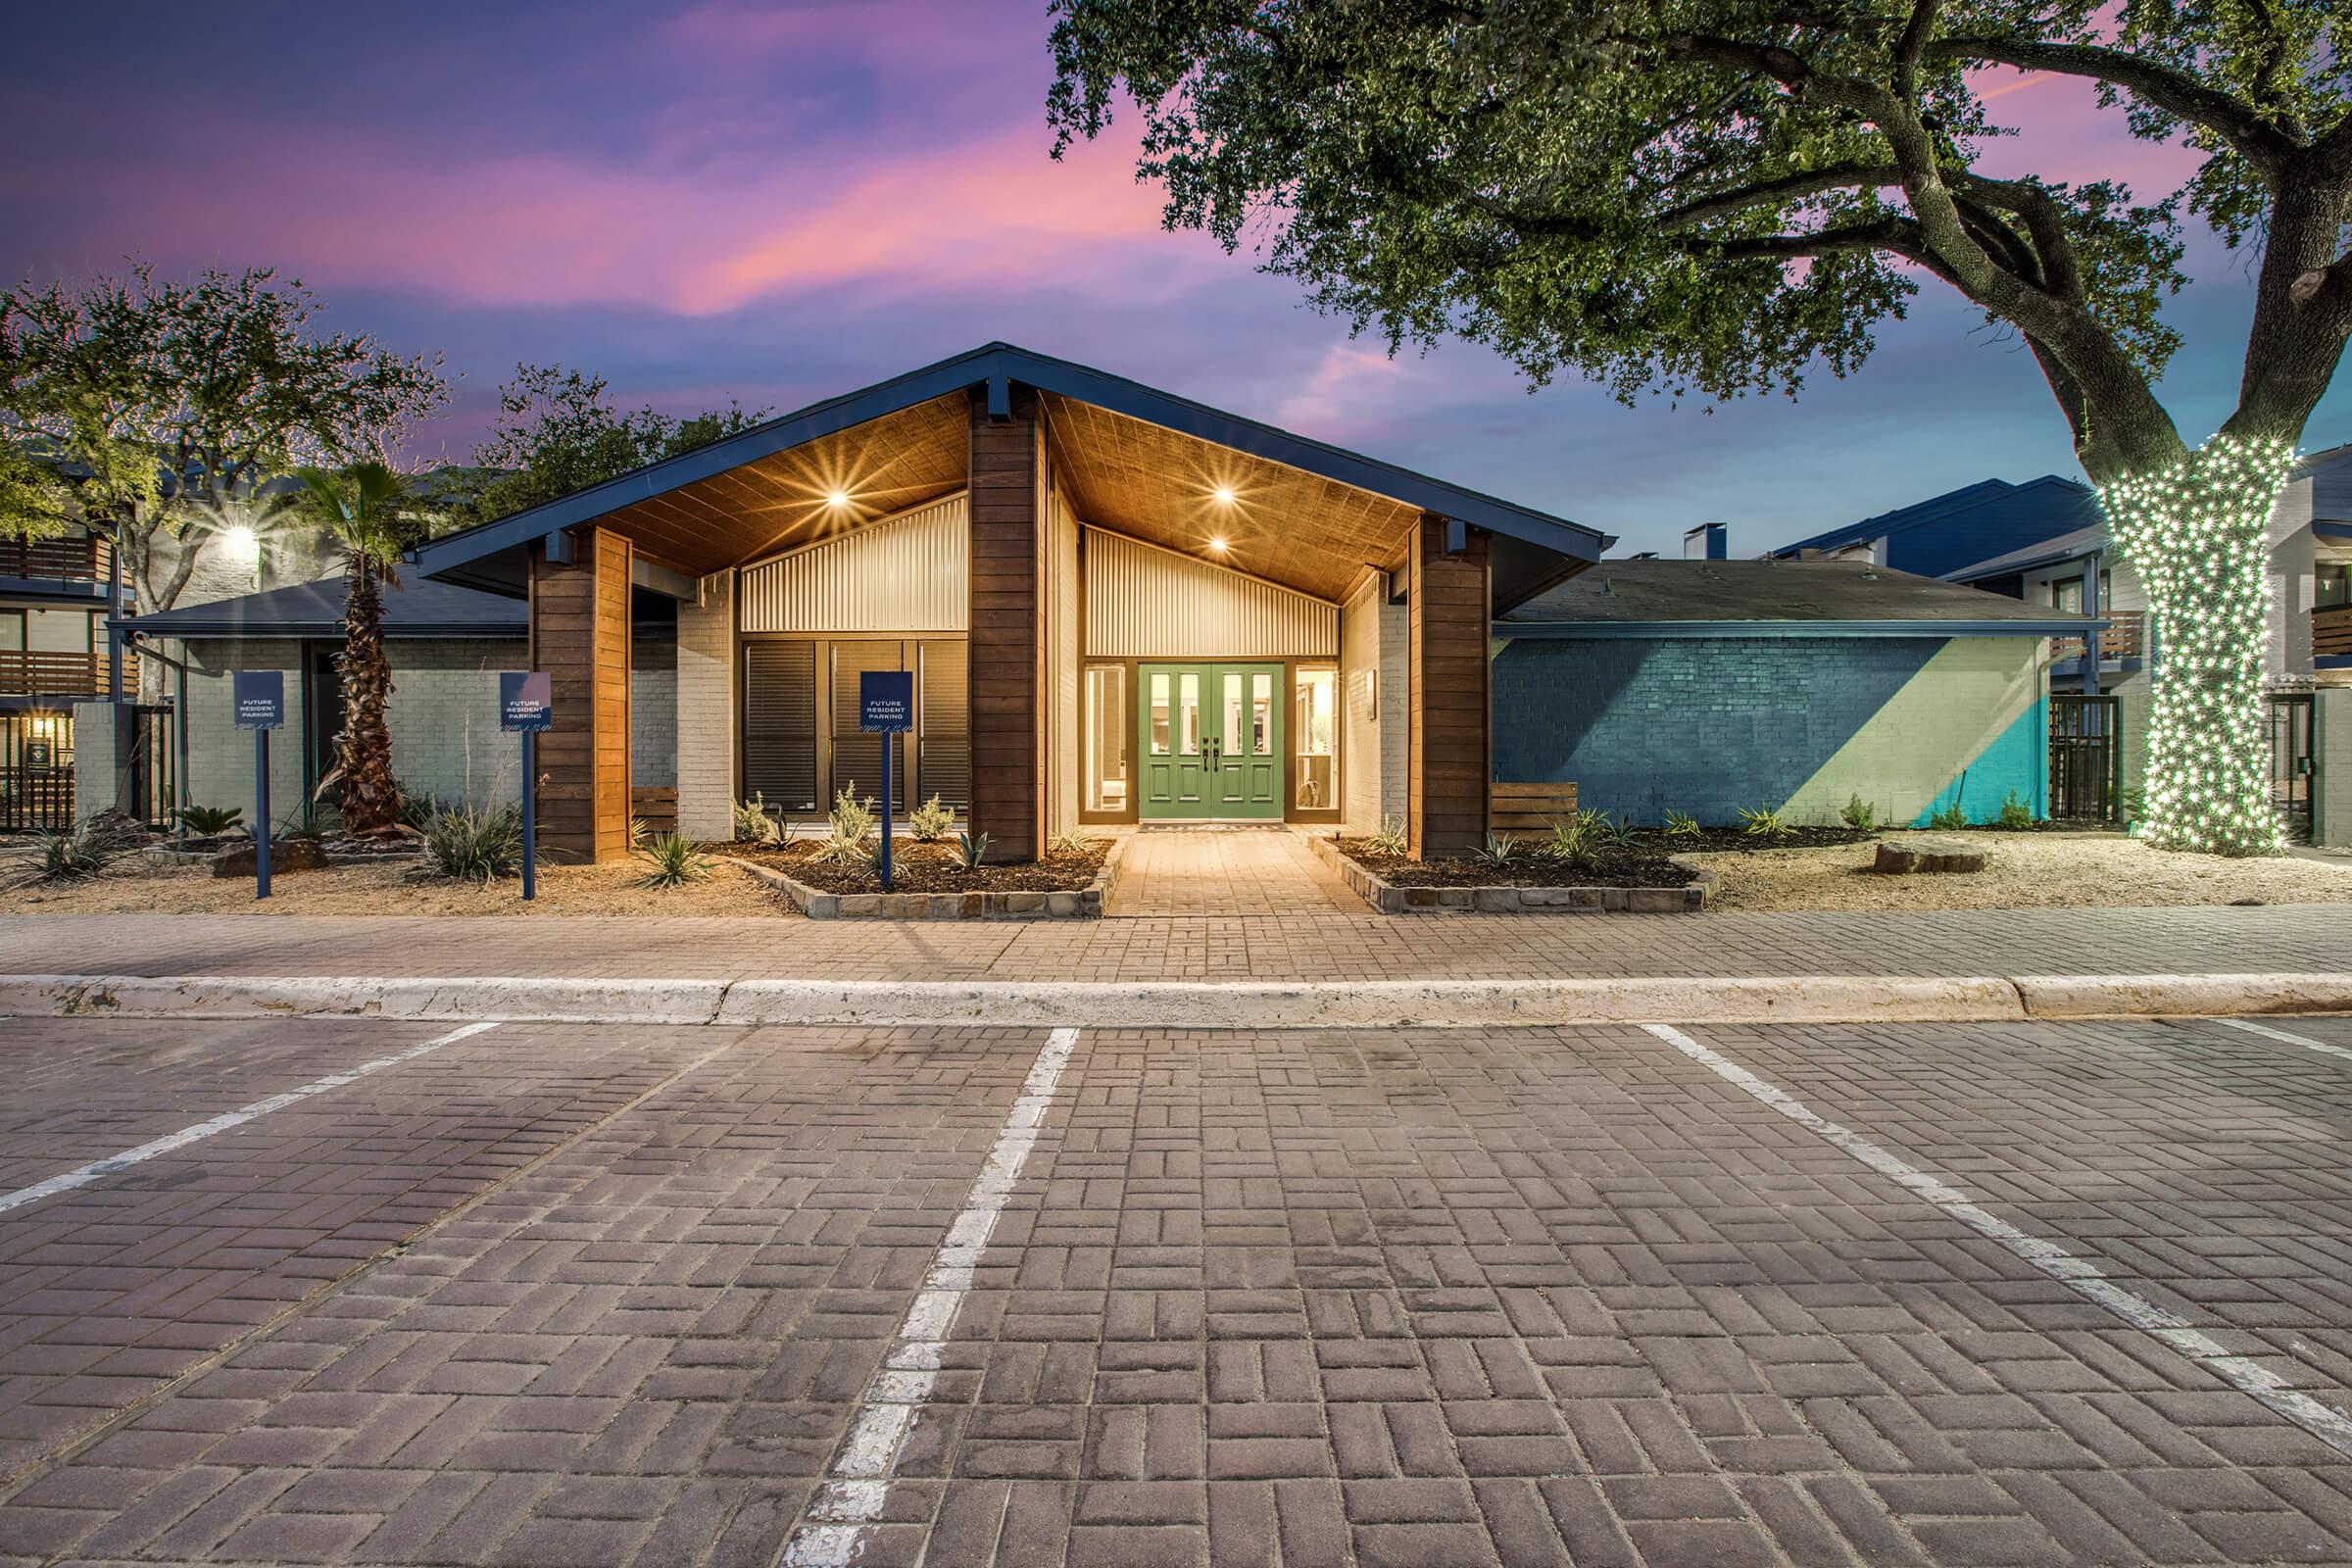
[
  {"xmin": 410, "ymin": 342, "xmax": 1610, "ymax": 599},
  {"xmin": 116, "ymin": 574, "xmax": 525, "ymax": 640},
  {"xmin": 1498, "ymin": 558, "xmax": 2098, "ymax": 637},
  {"xmin": 1768, "ymin": 473, "xmax": 2104, "ymax": 579},
  {"xmin": 1942, "ymin": 520, "xmax": 2108, "ymax": 584}
]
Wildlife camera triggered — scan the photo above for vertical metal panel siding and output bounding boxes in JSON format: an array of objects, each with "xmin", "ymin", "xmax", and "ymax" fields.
[
  {"xmin": 1084, "ymin": 527, "xmax": 1339, "ymax": 659},
  {"xmin": 740, "ymin": 494, "xmax": 968, "ymax": 633}
]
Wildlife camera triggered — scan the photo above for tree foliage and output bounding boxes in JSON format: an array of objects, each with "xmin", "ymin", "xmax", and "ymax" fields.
[
  {"xmin": 1047, "ymin": 0, "xmax": 2352, "ymax": 482},
  {"xmin": 451, "ymin": 364, "xmax": 768, "ymax": 527},
  {"xmin": 0, "ymin": 265, "xmax": 446, "ymax": 615}
]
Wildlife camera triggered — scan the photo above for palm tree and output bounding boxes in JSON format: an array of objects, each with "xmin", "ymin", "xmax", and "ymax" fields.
[{"xmin": 295, "ymin": 461, "xmax": 411, "ymax": 837}]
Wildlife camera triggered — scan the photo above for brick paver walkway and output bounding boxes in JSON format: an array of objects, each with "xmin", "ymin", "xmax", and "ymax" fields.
[
  {"xmin": 3, "ymin": 1013, "xmax": 2351, "ymax": 1564},
  {"xmin": 8, "ymin": 903, "xmax": 2352, "ymax": 986},
  {"xmin": 1104, "ymin": 830, "xmax": 1360, "ymax": 917}
]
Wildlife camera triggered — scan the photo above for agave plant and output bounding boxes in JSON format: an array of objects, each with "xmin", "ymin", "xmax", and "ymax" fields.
[
  {"xmin": 1469, "ymin": 831, "xmax": 1520, "ymax": 869},
  {"xmin": 1542, "ymin": 817, "xmax": 1591, "ymax": 862},
  {"xmin": 956, "ymin": 829, "xmax": 990, "ymax": 869},
  {"xmin": 632, "ymin": 832, "xmax": 712, "ymax": 889},
  {"xmin": 1663, "ymin": 809, "xmax": 1701, "ymax": 839},
  {"xmin": 421, "ymin": 804, "xmax": 523, "ymax": 884},
  {"xmin": 1737, "ymin": 803, "xmax": 1788, "ymax": 840},
  {"xmin": 1365, "ymin": 813, "xmax": 1408, "ymax": 857},
  {"xmin": 6, "ymin": 818, "xmax": 142, "ymax": 889}
]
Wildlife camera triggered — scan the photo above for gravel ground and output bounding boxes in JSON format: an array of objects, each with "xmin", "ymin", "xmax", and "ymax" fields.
[
  {"xmin": 0, "ymin": 854, "xmax": 795, "ymax": 917},
  {"xmin": 1689, "ymin": 830, "xmax": 2352, "ymax": 910}
]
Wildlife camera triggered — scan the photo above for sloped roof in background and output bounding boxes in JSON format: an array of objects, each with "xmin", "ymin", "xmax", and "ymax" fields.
[
  {"xmin": 116, "ymin": 574, "xmax": 525, "ymax": 639},
  {"xmin": 1499, "ymin": 558, "xmax": 2098, "ymax": 635},
  {"xmin": 1768, "ymin": 473, "xmax": 2105, "ymax": 578}
]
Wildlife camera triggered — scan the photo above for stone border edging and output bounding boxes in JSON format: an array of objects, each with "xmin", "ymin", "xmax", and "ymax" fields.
[
  {"xmin": 1306, "ymin": 831, "xmax": 1714, "ymax": 913},
  {"xmin": 10, "ymin": 971, "xmax": 2352, "ymax": 1028},
  {"xmin": 721, "ymin": 836, "xmax": 1121, "ymax": 919}
]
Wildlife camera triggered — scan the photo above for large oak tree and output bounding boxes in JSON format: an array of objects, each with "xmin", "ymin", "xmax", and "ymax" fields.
[{"xmin": 1048, "ymin": 0, "xmax": 2352, "ymax": 854}]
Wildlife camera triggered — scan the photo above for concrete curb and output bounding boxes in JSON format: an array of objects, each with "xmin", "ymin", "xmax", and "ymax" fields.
[{"xmin": 7, "ymin": 971, "xmax": 2349, "ymax": 1029}]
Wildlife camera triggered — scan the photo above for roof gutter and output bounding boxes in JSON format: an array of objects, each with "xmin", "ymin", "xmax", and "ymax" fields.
[{"xmin": 1498, "ymin": 616, "xmax": 2103, "ymax": 639}]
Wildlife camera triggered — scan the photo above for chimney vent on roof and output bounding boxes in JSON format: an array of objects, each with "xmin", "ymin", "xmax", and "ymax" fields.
[{"xmin": 1684, "ymin": 522, "xmax": 1728, "ymax": 561}]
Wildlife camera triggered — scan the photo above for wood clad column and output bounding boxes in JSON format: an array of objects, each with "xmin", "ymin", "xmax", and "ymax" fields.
[
  {"xmin": 1407, "ymin": 515, "xmax": 1490, "ymax": 858},
  {"xmin": 529, "ymin": 526, "xmax": 633, "ymax": 863},
  {"xmin": 967, "ymin": 385, "xmax": 1044, "ymax": 860}
]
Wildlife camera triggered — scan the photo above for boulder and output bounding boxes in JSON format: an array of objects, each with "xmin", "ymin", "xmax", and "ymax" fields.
[
  {"xmin": 212, "ymin": 839, "xmax": 329, "ymax": 878},
  {"xmin": 1872, "ymin": 835, "xmax": 1986, "ymax": 875}
]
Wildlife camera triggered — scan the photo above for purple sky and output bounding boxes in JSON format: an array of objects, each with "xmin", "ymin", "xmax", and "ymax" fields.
[{"xmin": 6, "ymin": 1, "xmax": 2342, "ymax": 557}]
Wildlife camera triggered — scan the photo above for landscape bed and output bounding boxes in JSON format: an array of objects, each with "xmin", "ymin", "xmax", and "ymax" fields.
[
  {"xmin": 722, "ymin": 837, "xmax": 1119, "ymax": 918},
  {"xmin": 1314, "ymin": 835, "xmax": 1711, "ymax": 913}
]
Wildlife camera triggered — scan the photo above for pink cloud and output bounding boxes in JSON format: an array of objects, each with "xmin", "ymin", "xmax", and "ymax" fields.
[
  {"xmin": 15, "ymin": 117, "xmax": 1209, "ymax": 317},
  {"xmin": 1272, "ymin": 345, "xmax": 1408, "ymax": 437}
]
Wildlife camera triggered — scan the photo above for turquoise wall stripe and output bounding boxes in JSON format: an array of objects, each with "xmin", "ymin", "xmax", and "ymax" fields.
[
  {"xmin": 1779, "ymin": 638, "xmax": 2046, "ymax": 826},
  {"xmin": 1910, "ymin": 696, "xmax": 2048, "ymax": 825}
]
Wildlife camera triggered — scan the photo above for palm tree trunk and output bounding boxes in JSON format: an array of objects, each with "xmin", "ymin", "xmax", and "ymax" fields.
[{"xmin": 335, "ymin": 555, "xmax": 400, "ymax": 836}]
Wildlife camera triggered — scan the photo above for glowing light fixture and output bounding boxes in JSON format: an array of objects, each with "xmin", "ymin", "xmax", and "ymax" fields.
[
  {"xmin": 1212, "ymin": 486, "xmax": 1237, "ymax": 506},
  {"xmin": 1208, "ymin": 536, "xmax": 1229, "ymax": 554},
  {"xmin": 221, "ymin": 524, "xmax": 259, "ymax": 562},
  {"xmin": 824, "ymin": 489, "xmax": 851, "ymax": 509}
]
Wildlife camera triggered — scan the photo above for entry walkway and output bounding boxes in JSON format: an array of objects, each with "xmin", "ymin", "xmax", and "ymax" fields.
[
  {"xmin": 1103, "ymin": 828, "xmax": 1361, "ymax": 917},
  {"xmin": 8, "ymin": 904, "xmax": 2352, "ymax": 984}
]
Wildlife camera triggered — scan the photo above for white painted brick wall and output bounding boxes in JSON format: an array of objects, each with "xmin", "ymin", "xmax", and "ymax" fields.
[
  {"xmin": 1379, "ymin": 596, "xmax": 1408, "ymax": 823},
  {"xmin": 633, "ymin": 629, "xmax": 677, "ymax": 789},
  {"xmin": 176, "ymin": 638, "xmax": 311, "ymax": 819},
  {"xmin": 675, "ymin": 573, "xmax": 736, "ymax": 840}
]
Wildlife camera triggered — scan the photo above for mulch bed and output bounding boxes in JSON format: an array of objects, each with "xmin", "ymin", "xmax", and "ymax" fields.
[
  {"xmin": 1337, "ymin": 840, "xmax": 1695, "ymax": 889},
  {"xmin": 723, "ymin": 838, "xmax": 1108, "ymax": 894},
  {"xmin": 1642, "ymin": 824, "xmax": 1876, "ymax": 853}
]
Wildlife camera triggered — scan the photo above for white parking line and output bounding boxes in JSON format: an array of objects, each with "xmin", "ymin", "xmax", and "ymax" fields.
[
  {"xmin": 0, "ymin": 1021, "xmax": 502, "ymax": 1219},
  {"xmin": 780, "ymin": 1025, "xmax": 1080, "ymax": 1568},
  {"xmin": 2208, "ymin": 1015, "xmax": 2352, "ymax": 1064},
  {"xmin": 1640, "ymin": 1021, "xmax": 2352, "ymax": 1459}
]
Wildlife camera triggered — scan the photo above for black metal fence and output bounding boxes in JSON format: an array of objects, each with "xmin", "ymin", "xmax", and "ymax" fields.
[
  {"xmin": 2048, "ymin": 694, "xmax": 2122, "ymax": 823},
  {"xmin": 0, "ymin": 704, "xmax": 177, "ymax": 835},
  {"xmin": 2271, "ymin": 693, "xmax": 2316, "ymax": 845}
]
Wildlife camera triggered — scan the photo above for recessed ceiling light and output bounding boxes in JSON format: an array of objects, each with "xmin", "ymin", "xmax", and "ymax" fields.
[
  {"xmin": 1208, "ymin": 536, "xmax": 1229, "ymax": 553},
  {"xmin": 825, "ymin": 490, "xmax": 851, "ymax": 508},
  {"xmin": 1212, "ymin": 486, "xmax": 1237, "ymax": 506}
]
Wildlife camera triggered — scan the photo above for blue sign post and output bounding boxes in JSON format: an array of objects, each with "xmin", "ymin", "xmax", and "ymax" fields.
[
  {"xmin": 859, "ymin": 669, "xmax": 914, "ymax": 891},
  {"xmin": 500, "ymin": 672, "xmax": 553, "ymax": 901},
  {"xmin": 233, "ymin": 671, "xmax": 284, "ymax": 900}
]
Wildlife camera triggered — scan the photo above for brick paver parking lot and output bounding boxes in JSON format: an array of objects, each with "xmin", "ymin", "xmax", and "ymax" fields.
[{"xmin": 1, "ymin": 1013, "xmax": 2349, "ymax": 1564}]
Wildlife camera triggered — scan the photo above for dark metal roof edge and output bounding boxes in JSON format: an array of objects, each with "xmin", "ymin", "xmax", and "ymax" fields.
[
  {"xmin": 412, "ymin": 342, "xmax": 1613, "ymax": 584},
  {"xmin": 1496, "ymin": 617, "xmax": 2100, "ymax": 639},
  {"xmin": 117, "ymin": 619, "xmax": 522, "ymax": 639}
]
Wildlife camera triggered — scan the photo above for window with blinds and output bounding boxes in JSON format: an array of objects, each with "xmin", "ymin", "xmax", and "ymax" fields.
[
  {"xmin": 742, "ymin": 641, "xmax": 818, "ymax": 812},
  {"xmin": 919, "ymin": 639, "xmax": 969, "ymax": 809},
  {"xmin": 830, "ymin": 641, "xmax": 906, "ymax": 811}
]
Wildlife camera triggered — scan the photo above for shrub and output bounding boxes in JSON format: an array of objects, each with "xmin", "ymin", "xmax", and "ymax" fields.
[
  {"xmin": 1737, "ymin": 803, "xmax": 1788, "ymax": 840},
  {"xmin": 956, "ymin": 829, "xmax": 990, "ymax": 868},
  {"xmin": 812, "ymin": 783, "xmax": 878, "ymax": 865},
  {"xmin": 1365, "ymin": 813, "xmax": 1408, "ymax": 857},
  {"xmin": 276, "ymin": 802, "xmax": 341, "ymax": 843},
  {"xmin": 1470, "ymin": 831, "xmax": 1520, "ymax": 868},
  {"xmin": 177, "ymin": 804, "xmax": 245, "ymax": 837},
  {"xmin": 421, "ymin": 805, "xmax": 523, "ymax": 884},
  {"xmin": 1929, "ymin": 802, "xmax": 1970, "ymax": 831},
  {"xmin": 633, "ymin": 832, "xmax": 712, "ymax": 889},
  {"xmin": 1663, "ymin": 809, "xmax": 1701, "ymax": 840},
  {"xmin": 1049, "ymin": 830, "xmax": 1101, "ymax": 858},
  {"xmin": 908, "ymin": 794, "xmax": 956, "ymax": 841},
  {"xmin": 395, "ymin": 780, "xmax": 448, "ymax": 830},
  {"xmin": 7, "ymin": 817, "xmax": 142, "ymax": 888},
  {"xmin": 1543, "ymin": 817, "xmax": 1592, "ymax": 862},
  {"xmin": 1838, "ymin": 793, "xmax": 1880, "ymax": 831},
  {"xmin": 733, "ymin": 792, "xmax": 779, "ymax": 843},
  {"xmin": 1594, "ymin": 811, "xmax": 1637, "ymax": 847},
  {"xmin": 1996, "ymin": 790, "xmax": 2035, "ymax": 830}
]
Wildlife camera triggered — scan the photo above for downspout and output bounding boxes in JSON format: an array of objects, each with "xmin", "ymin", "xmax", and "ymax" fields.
[{"xmin": 2082, "ymin": 551, "xmax": 2102, "ymax": 698}]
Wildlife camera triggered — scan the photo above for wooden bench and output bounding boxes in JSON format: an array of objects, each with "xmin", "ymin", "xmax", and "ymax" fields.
[
  {"xmin": 1491, "ymin": 781, "xmax": 1579, "ymax": 834},
  {"xmin": 631, "ymin": 785, "xmax": 679, "ymax": 838}
]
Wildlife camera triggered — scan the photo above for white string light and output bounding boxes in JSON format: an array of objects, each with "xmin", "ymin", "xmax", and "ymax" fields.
[{"xmin": 2101, "ymin": 434, "xmax": 2295, "ymax": 858}]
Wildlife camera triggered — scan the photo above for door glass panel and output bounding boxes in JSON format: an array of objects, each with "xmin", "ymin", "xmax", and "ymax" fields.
[
  {"xmin": 1085, "ymin": 665, "xmax": 1128, "ymax": 811},
  {"xmin": 1150, "ymin": 671, "xmax": 1170, "ymax": 754},
  {"xmin": 1179, "ymin": 672, "xmax": 1200, "ymax": 754},
  {"xmin": 1223, "ymin": 675, "xmax": 1243, "ymax": 756},
  {"xmin": 1251, "ymin": 672, "xmax": 1273, "ymax": 755},
  {"xmin": 1295, "ymin": 667, "xmax": 1335, "ymax": 808}
]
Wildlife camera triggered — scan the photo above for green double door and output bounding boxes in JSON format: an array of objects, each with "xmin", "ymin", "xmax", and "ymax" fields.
[{"xmin": 1138, "ymin": 662, "xmax": 1284, "ymax": 819}]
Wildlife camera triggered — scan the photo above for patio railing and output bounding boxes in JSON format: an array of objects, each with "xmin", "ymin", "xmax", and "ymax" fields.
[
  {"xmin": 0, "ymin": 650, "xmax": 137, "ymax": 698},
  {"xmin": 2051, "ymin": 610, "xmax": 2146, "ymax": 666}
]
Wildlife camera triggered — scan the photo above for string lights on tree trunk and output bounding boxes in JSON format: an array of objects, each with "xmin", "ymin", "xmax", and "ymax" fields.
[{"xmin": 2100, "ymin": 434, "xmax": 2296, "ymax": 858}]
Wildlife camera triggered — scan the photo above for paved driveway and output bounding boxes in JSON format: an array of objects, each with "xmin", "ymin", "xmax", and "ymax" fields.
[{"xmin": 1, "ymin": 1014, "xmax": 2349, "ymax": 1565}]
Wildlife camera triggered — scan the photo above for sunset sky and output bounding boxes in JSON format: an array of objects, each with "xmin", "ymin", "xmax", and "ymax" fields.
[{"xmin": 6, "ymin": 0, "xmax": 2342, "ymax": 557}]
